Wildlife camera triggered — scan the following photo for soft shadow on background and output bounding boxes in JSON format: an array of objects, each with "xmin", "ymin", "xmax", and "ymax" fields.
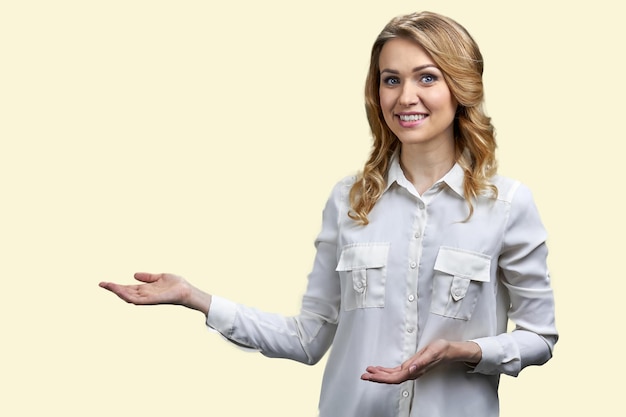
[{"xmin": 1, "ymin": 1, "xmax": 623, "ymax": 416}]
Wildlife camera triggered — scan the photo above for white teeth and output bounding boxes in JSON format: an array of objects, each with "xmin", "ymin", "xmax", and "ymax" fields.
[{"xmin": 399, "ymin": 114, "xmax": 426, "ymax": 121}]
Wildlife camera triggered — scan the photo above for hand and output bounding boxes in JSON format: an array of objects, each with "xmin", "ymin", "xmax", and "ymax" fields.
[
  {"xmin": 360, "ymin": 339, "xmax": 481, "ymax": 384},
  {"xmin": 99, "ymin": 272, "xmax": 212, "ymax": 315}
]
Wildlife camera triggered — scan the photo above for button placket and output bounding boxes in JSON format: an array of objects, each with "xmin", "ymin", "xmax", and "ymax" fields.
[{"xmin": 401, "ymin": 197, "xmax": 427, "ymax": 372}]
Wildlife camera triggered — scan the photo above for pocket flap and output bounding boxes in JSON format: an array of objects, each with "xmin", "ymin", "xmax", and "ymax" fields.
[
  {"xmin": 434, "ymin": 247, "xmax": 491, "ymax": 282},
  {"xmin": 336, "ymin": 243, "xmax": 390, "ymax": 271}
]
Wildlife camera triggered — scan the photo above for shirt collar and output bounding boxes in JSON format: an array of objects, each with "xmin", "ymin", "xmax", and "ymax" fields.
[
  {"xmin": 385, "ymin": 151, "xmax": 465, "ymax": 199},
  {"xmin": 385, "ymin": 151, "xmax": 408, "ymax": 193},
  {"xmin": 440, "ymin": 163, "xmax": 465, "ymax": 198}
]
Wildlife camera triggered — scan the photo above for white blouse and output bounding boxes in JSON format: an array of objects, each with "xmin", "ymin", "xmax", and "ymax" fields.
[{"xmin": 207, "ymin": 155, "xmax": 558, "ymax": 417}]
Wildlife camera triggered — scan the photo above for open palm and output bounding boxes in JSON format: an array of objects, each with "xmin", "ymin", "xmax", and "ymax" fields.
[{"xmin": 99, "ymin": 272, "xmax": 190, "ymax": 306}]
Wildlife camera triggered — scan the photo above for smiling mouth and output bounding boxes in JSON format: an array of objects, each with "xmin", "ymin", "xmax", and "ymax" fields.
[{"xmin": 398, "ymin": 114, "xmax": 426, "ymax": 122}]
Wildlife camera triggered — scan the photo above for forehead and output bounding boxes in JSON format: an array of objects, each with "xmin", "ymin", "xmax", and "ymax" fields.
[{"xmin": 378, "ymin": 38, "xmax": 436, "ymax": 69}]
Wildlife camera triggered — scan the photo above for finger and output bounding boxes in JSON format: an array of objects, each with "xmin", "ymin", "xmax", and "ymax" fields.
[
  {"xmin": 361, "ymin": 369, "xmax": 410, "ymax": 384},
  {"xmin": 99, "ymin": 282, "xmax": 143, "ymax": 304},
  {"xmin": 99, "ymin": 281, "xmax": 128, "ymax": 294},
  {"xmin": 361, "ymin": 365, "xmax": 412, "ymax": 384},
  {"xmin": 364, "ymin": 365, "xmax": 400, "ymax": 374},
  {"xmin": 133, "ymin": 272, "xmax": 161, "ymax": 283}
]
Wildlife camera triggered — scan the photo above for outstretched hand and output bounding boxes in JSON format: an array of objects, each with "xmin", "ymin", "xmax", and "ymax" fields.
[
  {"xmin": 99, "ymin": 272, "xmax": 212, "ymax": 315},
  {"xmin": 99, "ymin": 272, "xmax": 190, "ymax": 305},
  {"xmin": 360, "ymin": 340, "xmax": 481, "ymax": 384}
]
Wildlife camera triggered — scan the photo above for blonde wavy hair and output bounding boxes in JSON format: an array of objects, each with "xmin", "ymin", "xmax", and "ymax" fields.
[{"xmin": 349, "ymin": 11, "xmax": 498, "ymax": 225}]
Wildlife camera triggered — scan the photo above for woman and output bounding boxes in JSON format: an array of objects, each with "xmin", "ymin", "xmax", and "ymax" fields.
[{"xmin": 100, "ymin": 11, "xmax": 557, "ymax": 417}]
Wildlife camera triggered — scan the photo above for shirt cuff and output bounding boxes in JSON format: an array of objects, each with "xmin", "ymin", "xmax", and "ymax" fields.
[
  {"xmin": 469, "ymin": 337, "xmax": 505, "ymax": 375},
  {"xmin": 205, "ymin": 296, "xmax": 260, "ymax": 352},
  {"xmin": 206, "ymin": 295, "xmax": 237, "ymax": 336},
  {"xmin": 469, "ymin": 335, "xmax": 522, "ymax": 376}
]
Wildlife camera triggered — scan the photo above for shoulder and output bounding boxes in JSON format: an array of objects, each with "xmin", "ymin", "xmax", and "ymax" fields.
[
  {"xmin": 321, "ymin": 174, "xmax": 358, "ymax": 215},
  {"xmin": 490, "ymin": 176, "xmax": 547, "ymax": 240},
  {"xmin": 489, "ymin": 175, "xmax": 534, "ymax": 205},
  {"xmin": 489, "ymin": 175, "xmax": 541, "ymax": 220},
  {"xmin": 339, "ymin": 174, "xmax": 358, "ymax": 187},
  {"xmin": 328, "ymin": 174, "xmax": 358, "ymax": 201},
  {"xmin": 317, "ymin": 175, "xmax": 358, "ymax": 234}
]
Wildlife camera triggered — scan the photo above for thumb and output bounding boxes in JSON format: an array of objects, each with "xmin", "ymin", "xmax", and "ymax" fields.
[{"xmin": 133, "ymin": 272, "xmax": 161, "ymax": 283}]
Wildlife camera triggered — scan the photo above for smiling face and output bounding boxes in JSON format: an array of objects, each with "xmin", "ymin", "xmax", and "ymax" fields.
[{"xmin": 378, "ymin": 37, "xmax": 458, "ymax": 151}]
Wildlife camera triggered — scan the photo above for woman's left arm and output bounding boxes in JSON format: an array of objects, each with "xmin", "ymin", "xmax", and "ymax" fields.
[{"xmin": 469, "ymin": 183, "xmax": 558, "ymax": 376}]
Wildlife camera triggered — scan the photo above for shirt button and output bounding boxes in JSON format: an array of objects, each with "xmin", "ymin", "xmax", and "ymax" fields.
[
  {"xmin": 407, "ymin": 327, "xmax": 414, "ymax": 333},
  {"xmin": 402, "ymin": 390, "xmax": 409, "ymax": 398},
  {"xmin": 414, "ymin": 231, "xmax": 421, "ymax": 238},
  {"xmin": 410, "ymin": 261, "xmax": 417, "ymax": 269},
  {"xmin": 418, "ymin": 201, "xmax": 425, "ymax": 209},
  {"xmin": 408, "ymin": 294, "xmax": 415, "ymax": 302}
]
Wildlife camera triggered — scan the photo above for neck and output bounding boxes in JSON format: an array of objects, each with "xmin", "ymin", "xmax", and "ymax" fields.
[{"xmin": 399, "ymin": 142, "xmax": 456, "ymax": 195}]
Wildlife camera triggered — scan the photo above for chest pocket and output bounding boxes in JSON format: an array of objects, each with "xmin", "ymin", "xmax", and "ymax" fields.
[
  {"xmin": 336, "ymin": 243, "xmax": 390, "ymax": 311},
  {"xmin": 431, "ymin": 246, "xmax": 491, "ymax": 320}
]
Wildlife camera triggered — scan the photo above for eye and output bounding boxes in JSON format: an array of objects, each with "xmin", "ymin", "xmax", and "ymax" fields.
[
  {"xmin": 382, "ymin": 76, "xmax": 400, "ymax": 86},
  {"xmin": 420, "ymin": 74, "xmax": 438, "ymax": 84}
]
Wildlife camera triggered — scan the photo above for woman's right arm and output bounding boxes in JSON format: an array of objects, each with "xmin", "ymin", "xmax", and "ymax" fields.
[
  {"xmin": 99, "ymin": 178, "xmax": 349, "ymax": 365},
  {"xmin": 204, "ymin": 180, "xmax": 347, "ymax": 365}
]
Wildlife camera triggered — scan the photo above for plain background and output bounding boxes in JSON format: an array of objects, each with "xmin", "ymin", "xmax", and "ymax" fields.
[{"xmin": 1, "ymin": 0, "xmax": 623, "ymax": 415}]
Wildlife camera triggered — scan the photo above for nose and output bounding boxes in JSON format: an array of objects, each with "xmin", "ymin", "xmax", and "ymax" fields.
[{"xmin": 398, "ymin": 83, "xmax": 419, "ymax": 107}]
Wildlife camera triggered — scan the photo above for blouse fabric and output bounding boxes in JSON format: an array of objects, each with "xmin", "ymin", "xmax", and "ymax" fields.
[{"xmin": 206, "ymin": 155, "xmax": 558, "ymax": 417}]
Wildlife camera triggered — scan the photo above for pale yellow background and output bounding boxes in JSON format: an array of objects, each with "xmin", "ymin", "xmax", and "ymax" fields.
[{"xmin": 1, "ymin": 1, "xmax": 623, "ymax": 416}]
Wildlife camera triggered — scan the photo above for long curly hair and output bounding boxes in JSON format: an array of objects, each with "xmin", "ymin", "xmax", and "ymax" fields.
[{"xmin": 349, "ymin": 11, "xmax": 498, "ymax": 225}]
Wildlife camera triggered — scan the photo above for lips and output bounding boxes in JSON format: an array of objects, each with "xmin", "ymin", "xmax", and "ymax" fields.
[
  {"xmin": 398, "ymin": 114, "xmax": 426, "ymax": 122},
  {"xmin": 396, "ymin": 112, "xmax": 428, "ymax": 127}
]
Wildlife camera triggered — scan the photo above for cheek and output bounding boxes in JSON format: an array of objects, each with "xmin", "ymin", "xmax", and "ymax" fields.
[
  {"xmin": 378, "ymin": 88, "xmax": 394, "ymax": 111},
  {"xmin": 378, "ymin": 90, "xmax": 396, "ymax": 124},
  {"xmin": 429, "ymin": 89, "xmax": 456, "ymax": 113}
]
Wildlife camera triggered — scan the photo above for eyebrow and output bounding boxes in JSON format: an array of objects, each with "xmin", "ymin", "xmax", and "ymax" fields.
[{"xmin": 380, "ymin": 64, "xmax": 438, "ymax": 75}]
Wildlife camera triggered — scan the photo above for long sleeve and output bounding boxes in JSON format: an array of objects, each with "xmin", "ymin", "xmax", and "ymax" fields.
[
  {"xmin": 471, "ymin": 183, "xmax": 558, "ymax": 376},
  {"xmin": 205, "ymin": 181, "xmax": 345, "ymax": 365}
]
